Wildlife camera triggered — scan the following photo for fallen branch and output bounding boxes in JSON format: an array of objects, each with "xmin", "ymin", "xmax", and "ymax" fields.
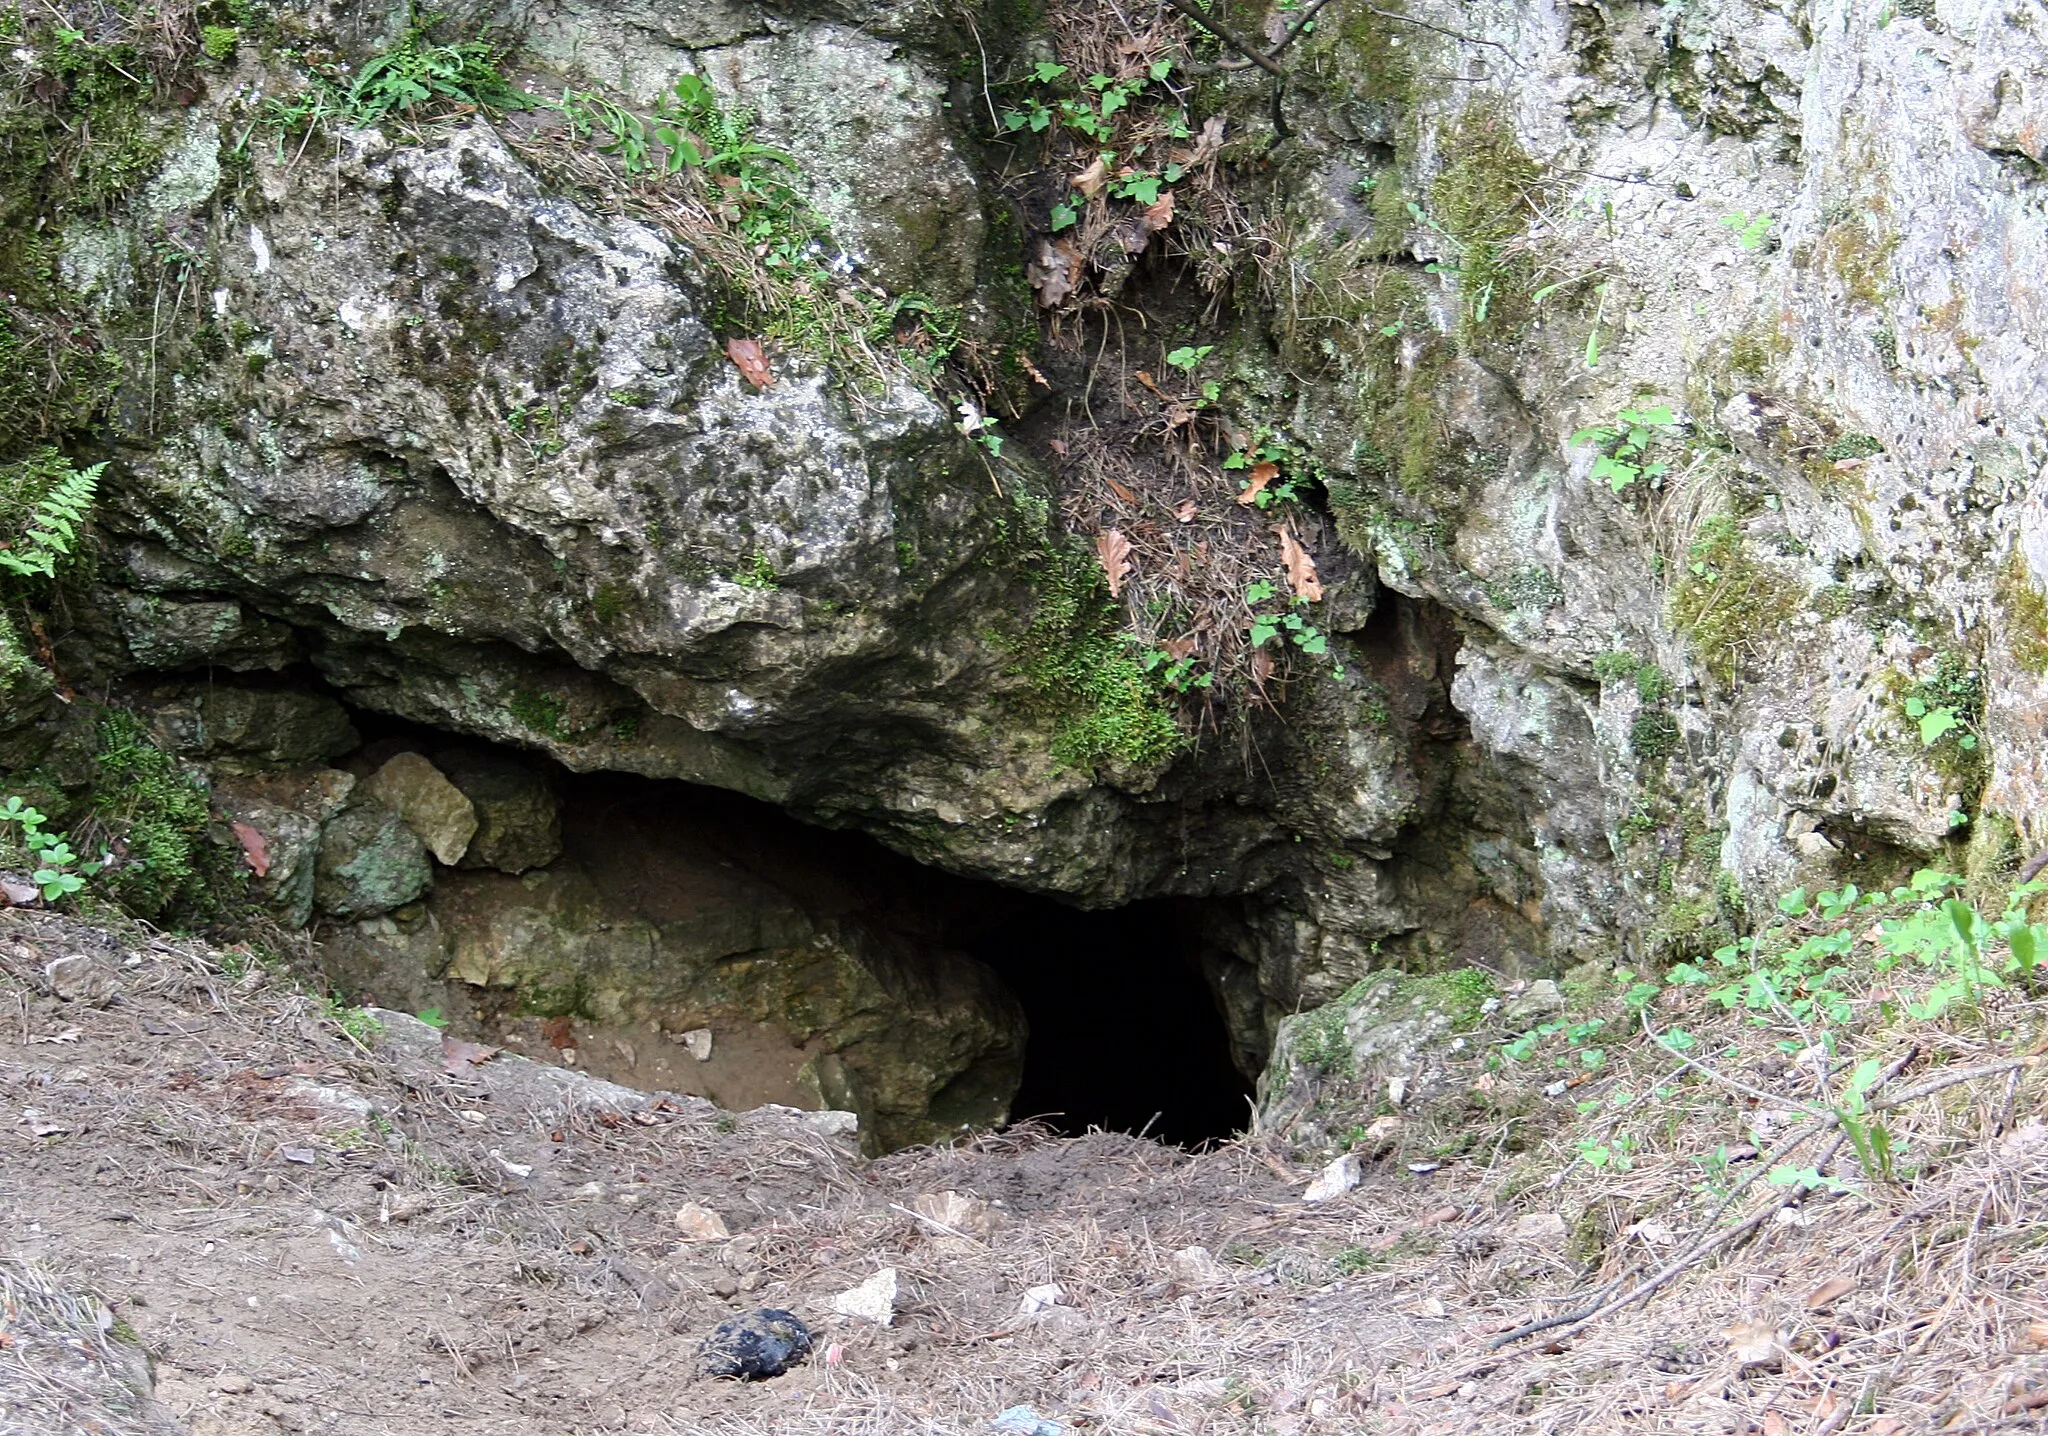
[
  {"xmin": 1643, "ymin": 1013, "xmax": 1832, "ymax": 1119},
  {"xmin": 1489, "ymin": 1131, "xmax": 1852, "ymax": 1351},
  {"xmin": 1869, "ymin": 1056, "xmax": 2040, "ymax": 1113},
  {"xmin": 1163, "ymin": 0, "xmax": 1330, "ymax": 74},
  {"xmin": 2008, "ymin": 1387, "xmax": 2048, "ymax": 1416},
  {"xmin": 1490, "ymin": 1041, "xmax": 1926, "ymax": 1352}
]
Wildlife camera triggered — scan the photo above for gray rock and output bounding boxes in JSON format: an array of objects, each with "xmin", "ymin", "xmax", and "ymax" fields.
[
  {"xmin": 362, "ymin": 753, "xmax": 478, "ymax": 866},
  {"xmin": 44, "ymin": 954, "xmax": 115, "ymax": 1003},
  {"xmin": 215, "ymin": 794, "xmax": 318, "ymax": 927},
  {"xmin": 703, "ymin": 28, "xmax": 983, "ymax": 299},
  {"xmin": 142, "ymin": 112, "xmax": 220, "ymax": 219},
  {"xmin": 1254, "ymin": 970, "xmax": 1495, "ymax": 1157},
  {"xmin": 1504, "ymin": 980, "xmax": 1567, "ymax": 1025},
  {"xmin": 212, "ymin": 769, "xmax": 356, "ymax": 927},
  {"xmin": 154, "ymin": 687, "xmax": 357, "ymax": 771},
  {"xmin": 514, "ymin": 7, "xmax": 981, "ymax": 299},
  {"xmin": 314, "ymin": 798, "xmax": 432, "ymax": 921},
  {"xmin": 361, "ymin": 1007, "xmax": 655, "ymax": 1116}
]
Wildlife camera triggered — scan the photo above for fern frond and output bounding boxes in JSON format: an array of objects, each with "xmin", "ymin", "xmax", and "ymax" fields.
[{"xmin": 0, "ymin": 457, "xmax": 101, "ymax": 580}]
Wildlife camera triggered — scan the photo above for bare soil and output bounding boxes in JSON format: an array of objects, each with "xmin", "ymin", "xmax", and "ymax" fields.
[{"xmin": 5, "ymin": 909, "xmax": 2047, "ymax": 1436}]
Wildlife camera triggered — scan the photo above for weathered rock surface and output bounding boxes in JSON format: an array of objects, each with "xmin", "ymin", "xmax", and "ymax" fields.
[
  {"xmin": 361, "ymin": 752, "xmax": 477, "ymax": 866},
  {"xmin": 148, "ymin": 687, "xmax": 357, "ymax": 772},
  {"xmin": 510, "ymin": 0, "xmax": 984, "ymax": 300},
  {"xmin": 102, "ymin": 109, "xmax": 1135, "ymax": 900},
  {"xmin": 111, "ymin": 592, "xmax": 296, "ymax": 672},
  {"xmin": 314, "ymin": 796, "xmax": 432, "ymax": 921}
]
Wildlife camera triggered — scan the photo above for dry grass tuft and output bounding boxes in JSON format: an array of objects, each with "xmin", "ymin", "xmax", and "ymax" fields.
[{"xmin": 0, "ymin": 1259, "xmax": 170, "ymax": 1434}]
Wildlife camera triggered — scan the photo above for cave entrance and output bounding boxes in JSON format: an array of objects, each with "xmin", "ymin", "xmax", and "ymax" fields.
[
  {"xmin": 324, "ymin": 716, "xmax": 1252, "ymax": 1149},
  {"xmin": 933, "ymin": 893, "xmax": 1254, "ymax": 1147}
]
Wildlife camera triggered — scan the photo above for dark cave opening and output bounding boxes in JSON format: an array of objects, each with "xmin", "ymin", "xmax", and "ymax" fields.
[
  {"xmin": 947, "ymin": 894, "xmax": 1255, "ymax": 1147},
  {"xmin": 331, "ymin": 708, "xmax": 1254, "ymax": 1148}
]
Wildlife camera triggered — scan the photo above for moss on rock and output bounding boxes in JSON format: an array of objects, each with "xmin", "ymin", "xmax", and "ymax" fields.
[
  {"xmin": 1668, "ymin": 513, "xmax": 1804, "ymax": 684},
  {"xmin": 1427, "ymin": 99, "xmax": 1543, "ymax": 342},
  {"xmin": 89, "ymin": 709, "xmax": 240, "ymax": 921},
  {"xmin": 1000, "ymin": 500, "xmax": 1182, "ymax": 773}
]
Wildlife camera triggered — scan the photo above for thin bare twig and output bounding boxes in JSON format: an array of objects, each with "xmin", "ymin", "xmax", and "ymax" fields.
[{"xmin": 1160, "ymin": 0, "xmax": 1288, "ymax": 74}]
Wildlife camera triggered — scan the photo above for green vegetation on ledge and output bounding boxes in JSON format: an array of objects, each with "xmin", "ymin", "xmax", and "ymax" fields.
[
  {"xmin": 1668, "ymin": 513, "xmax": 1803, "ymax": 684},
  {"xmin": 1004, "ymin": 516, "xmax": 1182, "ymax": 773},
  {"xmin": 85, "ymin": 709, "xmax": 237, "ymax": 921}
]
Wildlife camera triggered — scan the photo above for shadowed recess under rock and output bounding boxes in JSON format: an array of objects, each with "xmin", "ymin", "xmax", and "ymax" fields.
[{"xmin": 316, "ymin": 723, "xmax": 1254, "ymax": 1151}]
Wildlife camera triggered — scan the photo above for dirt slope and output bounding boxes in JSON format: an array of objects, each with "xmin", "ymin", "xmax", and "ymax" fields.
[{"xmin": 4, "ymin": 910, "xmax": 2046, "ymax": 1436}]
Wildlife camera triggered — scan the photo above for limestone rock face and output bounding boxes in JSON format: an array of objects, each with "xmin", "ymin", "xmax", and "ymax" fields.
[
  {"xmin": 104, "ymin": 110, "xmax": 1115, "ymax": 894},
  {"xmin": 34, "ymin": 0, "xmax": 2048, "ymax": 1117},
  {"xmin": 315, "ymin": 797, "xmax": 433, "ymax": 921},
  {"xmin": 509, "ymin": 0, "xmax": 986, "ymax": 301},
  {"xmin": 362, "ymin": 753, "xmax": 477, "ymax": 866}
]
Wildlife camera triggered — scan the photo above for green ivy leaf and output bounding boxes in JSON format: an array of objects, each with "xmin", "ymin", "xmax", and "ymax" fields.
[{"xmin": 1918, "ymin": 705, "xmax": 1961, "ymax": 745}]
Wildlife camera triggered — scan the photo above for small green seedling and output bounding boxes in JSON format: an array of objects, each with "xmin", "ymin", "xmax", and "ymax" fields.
[
  {"xmin": 1903, "ymin": 697, "xmax": 1973, "ymax": 749},
  {"xmin": 1570, "ymin": 405, "xmax": 1680, "ymax": 492},
  {"xmin": 0, "ymin": 795, "xmax": 111, "ymax": 902},
  {"xmin": 1721, "ymin": 211, "xmax": 1774, "ymax": 251}
]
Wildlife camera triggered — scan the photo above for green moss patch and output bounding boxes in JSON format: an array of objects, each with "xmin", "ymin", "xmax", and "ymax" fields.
[
  {"xmin": 1289, "ymin": 978, "xmax": 1370, "ymax": 1077},
  {"xmin": 1008, "ymin": 536, "xmax": 1182, "ymax": 772},
  {"xmin": 1400, "ymin": 967, "xmax": 1497, "ymax": 1031},
  {"xmin": 1426, "ymin": 100, "xmax": 1543, "ymax": 342},
  {"xmin": 1997, "ymin": 551, "xmax": 2048, "ymax": 677},
  {"xmin": 87, "ymin": 709, "xmax": 240, "ymax": 921},
  {"xmin": 1668, "ymin": 513, "xmax": 1803, "ymax": 684}
]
